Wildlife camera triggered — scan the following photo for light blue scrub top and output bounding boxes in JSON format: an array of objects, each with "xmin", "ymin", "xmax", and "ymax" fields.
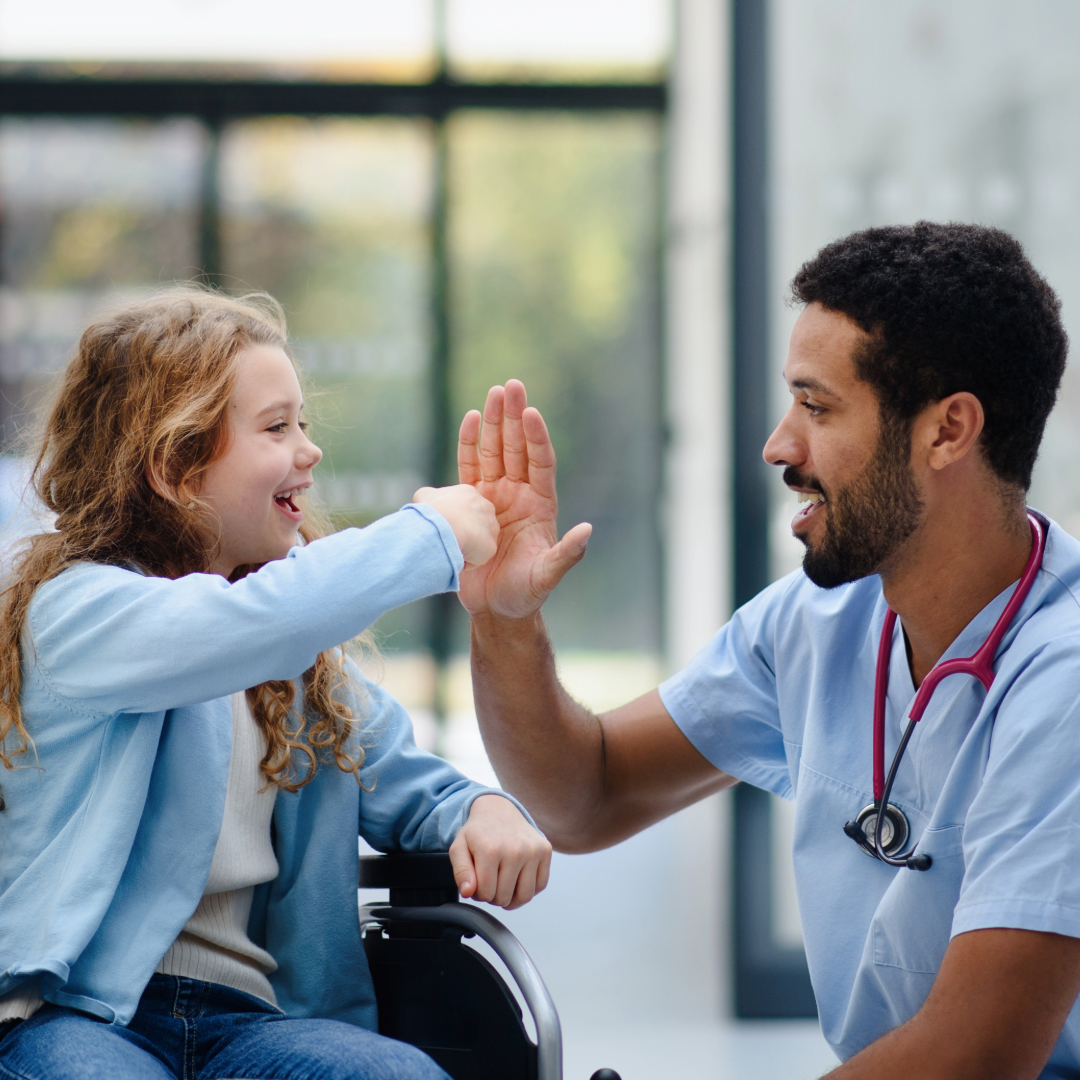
[{"xmin": 660, "ymin": 514, "xmax": 1080, "ymax": 1076}]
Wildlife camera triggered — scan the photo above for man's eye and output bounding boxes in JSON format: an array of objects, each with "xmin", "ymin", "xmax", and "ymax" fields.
[{"xmin": 801, "ymin": 401, "xmax": 825, "ymax": 416}]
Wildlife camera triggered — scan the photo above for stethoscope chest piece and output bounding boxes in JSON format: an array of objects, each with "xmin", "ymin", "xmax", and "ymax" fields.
[{"xmin": 852, "ymin": 802, "xmax": 909, "ymax": 858}]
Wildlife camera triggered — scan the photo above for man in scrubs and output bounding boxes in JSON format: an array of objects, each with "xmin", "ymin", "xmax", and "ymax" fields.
[{"xmin": 458, "ymin": 222, "xmax": 1080, "ymax": 1078}]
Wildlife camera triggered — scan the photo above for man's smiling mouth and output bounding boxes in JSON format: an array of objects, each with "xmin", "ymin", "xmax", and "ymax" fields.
[{"xmin": 793, "ymin": 489, "xmax": 827, "ymax": 528}]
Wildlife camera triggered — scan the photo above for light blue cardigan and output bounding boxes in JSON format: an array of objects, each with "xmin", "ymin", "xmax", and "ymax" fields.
[{"xmin": 0, "ymin": 504, "xmax": 516, "ymax": 1030}]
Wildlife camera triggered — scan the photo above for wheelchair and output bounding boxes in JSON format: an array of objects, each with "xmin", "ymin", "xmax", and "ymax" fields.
[{"xmin": 359, "ymin": 853, "xmax": 621, "ymax": 1080}]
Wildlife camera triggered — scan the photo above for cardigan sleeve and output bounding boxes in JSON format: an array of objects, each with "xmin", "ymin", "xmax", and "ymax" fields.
[
  {"xmin": 27, "ymin": 505, "xmax": 463, "ymax": 716},
  {"xmin": 343, "ymin": 663, "xmax": 537, "ymax": 851}
]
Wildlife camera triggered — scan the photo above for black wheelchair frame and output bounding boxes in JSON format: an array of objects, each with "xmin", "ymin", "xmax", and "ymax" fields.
[{"xmin": 359, "ymin": 853, "xmax": 621, "ymax": 1080}]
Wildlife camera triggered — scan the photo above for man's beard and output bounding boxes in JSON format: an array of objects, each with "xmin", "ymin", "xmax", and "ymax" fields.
[{"xmin": 787, "ymin": 416, "xmax": 925, "ymax": 589}]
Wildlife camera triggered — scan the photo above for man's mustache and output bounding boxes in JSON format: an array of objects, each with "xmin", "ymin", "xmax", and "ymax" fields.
[{"xmin": 783, "ymin": 466, "xmax": 826, "ymax": 497}]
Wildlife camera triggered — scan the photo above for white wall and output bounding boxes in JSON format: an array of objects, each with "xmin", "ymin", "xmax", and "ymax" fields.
[{"xmin": 770, "ymin": 0, "xmax": 1080, "ymax": 579}]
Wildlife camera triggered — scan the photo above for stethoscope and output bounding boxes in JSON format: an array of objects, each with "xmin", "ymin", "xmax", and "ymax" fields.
[{"xmin": 843, "ymin": 511, "xmax": 1047, "ymax": 871}]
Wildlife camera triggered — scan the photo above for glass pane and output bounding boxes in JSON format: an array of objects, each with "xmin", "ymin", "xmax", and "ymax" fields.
[
  {"xmin": 447, "ymin": 0, "xmax": 672, "ymax": 82},
  {"xmin": 0, "ymin": 0, "xmax": 435, "ymax": 80},
  {"xmin": 219, "ymin": 116, "xmax": 434, "ymax": 649},
  {"xmin": 449, "ymin": 111, "xmax": 663, "ymax": 654},
  {"xmin": 0, "ymin": 117, "xmax": 204, "ymax": 446},
  {"xmin": 770, "ymin": 0, "xmax": 1080, "ymax": 578}
]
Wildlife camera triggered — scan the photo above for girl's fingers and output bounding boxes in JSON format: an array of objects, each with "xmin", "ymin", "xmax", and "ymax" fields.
[
  {"xmin": 493, "ymin": 859, "xmax": 521, "ymax": 909},
  {"xmin": 458, "ymin": 410, "xmax": 483, "ymax": 485},
  {"xmin": 448, "ymin": 833, "xmax": 477, "ymax": 898},
  {"xmin": 509, "ymin": 861, "xmax": 539, "ymax": 910},
  {"xmin": 479, "ymin": 385, "xmax": 506, "ymax": 483},
  {"xmin": 473, "ymin": 848, "xmax": 500, "ymax": 904},
  {"xmin": 535, "ymin": 848, "xmax": 551, "ymax": 895}
]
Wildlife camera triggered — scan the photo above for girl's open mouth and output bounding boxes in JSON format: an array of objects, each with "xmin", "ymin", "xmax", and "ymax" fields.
[{"xmin": 274, "ymin": 488, "xmax": 303, "ymax": 522}]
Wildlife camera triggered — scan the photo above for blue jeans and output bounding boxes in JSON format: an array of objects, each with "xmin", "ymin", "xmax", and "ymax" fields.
[{"xmin": 0, "ymin": 975, "xmax": 451, "ymax": 1080}]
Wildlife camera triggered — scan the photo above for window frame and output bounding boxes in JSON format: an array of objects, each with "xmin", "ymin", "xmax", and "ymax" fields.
[{"xmin": 0, "ymin": 45, "xmax": 813, "ymax": 1019}]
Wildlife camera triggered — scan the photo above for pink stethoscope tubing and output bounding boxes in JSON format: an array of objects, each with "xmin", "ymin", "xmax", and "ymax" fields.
[{"xmin": 871, "ymin": 511, "xmax": 1047, "ymax": 803}]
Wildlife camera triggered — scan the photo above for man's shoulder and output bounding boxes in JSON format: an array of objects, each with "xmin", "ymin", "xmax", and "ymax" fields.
[
  {"xmin": 708, "ymin": 567, "xmax": 884, "ymax": 677},
  {"xmin": 1039, "ymin": 516, "xmax": 1080, "ymax": 619}
]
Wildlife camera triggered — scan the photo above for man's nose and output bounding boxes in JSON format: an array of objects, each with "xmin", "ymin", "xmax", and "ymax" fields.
[{"xmin": 763, "ymin": 409, "xmax": 805, "ymax": 468}]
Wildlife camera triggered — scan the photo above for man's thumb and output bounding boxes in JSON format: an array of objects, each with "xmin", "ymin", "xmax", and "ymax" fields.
[{"xmin": 538, "ymin": 522, "xmax": 592, "ymax": 593}]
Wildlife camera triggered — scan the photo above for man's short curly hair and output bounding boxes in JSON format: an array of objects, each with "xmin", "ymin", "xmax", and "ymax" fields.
[{"xmin": 789, "ymin": 221, "xmax": 1067, "ymax": 490}]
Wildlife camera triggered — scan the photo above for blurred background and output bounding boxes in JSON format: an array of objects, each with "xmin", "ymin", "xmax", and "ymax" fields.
[{"xmin": 3, "ymin": 1, "xmax": 1080, "ymax": 1076}]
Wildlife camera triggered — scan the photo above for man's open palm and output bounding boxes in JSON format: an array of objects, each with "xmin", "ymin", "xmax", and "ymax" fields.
[{"xmin": 457, "ymin": 380, "xmax": 592, "ymax": 619}]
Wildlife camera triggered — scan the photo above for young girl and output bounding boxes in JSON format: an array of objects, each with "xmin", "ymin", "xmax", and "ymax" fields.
[{"xmin": 0, "ymin": 288, "xmax": 550, "ymax": 1080}]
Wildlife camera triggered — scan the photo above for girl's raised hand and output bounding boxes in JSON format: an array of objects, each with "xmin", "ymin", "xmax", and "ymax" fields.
[
  {"xmin": 413, "ymin": 484, "xmax": 499, "ymax": 568},
  {"xmin": 449, "ymin": 794, "xmax": 552, "ymax": 909}
]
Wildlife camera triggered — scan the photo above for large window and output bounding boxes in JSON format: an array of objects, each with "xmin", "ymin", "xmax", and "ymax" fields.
[
  {"xmin": 0, "ymin": 119, "xmax": 205, "ymax": 440},
  {"xmin": 0, "ymin": 5, "xmax": 668, "ymax": 766}
]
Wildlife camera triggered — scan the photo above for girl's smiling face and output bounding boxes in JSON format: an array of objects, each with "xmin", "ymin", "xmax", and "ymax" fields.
[{"xmin": 199, "ymin": 344, "xmax": 322, "ymax": 577}]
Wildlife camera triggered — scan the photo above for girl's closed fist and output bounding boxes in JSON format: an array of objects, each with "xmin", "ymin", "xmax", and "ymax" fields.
[{"xmin": 413, "ymin": 484, "xmax": 499, "ymax": 567}]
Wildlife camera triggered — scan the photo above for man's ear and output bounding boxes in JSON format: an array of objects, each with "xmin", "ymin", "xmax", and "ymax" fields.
[{"xmin": 918, "ymin": 392, "xmax": 985, "ymax": 472}]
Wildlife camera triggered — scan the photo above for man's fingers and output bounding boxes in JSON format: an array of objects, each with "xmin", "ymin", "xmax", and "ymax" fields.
[
  {"xmin": 522, "ymin": 406, "xmax": 557, "ymax": 499},
  {"xmin": 501, "ymin": 379, "xmax": 529, "ymax": 483},
  {"xmin": 448, "ymin": 834, "xmax": 476, "ymax": 899},
  {"xmin": 458, "ymin": 410, "xmax": 483, "ymax": 485},
  {"xmin": 480, "ymin": 385, "xmax": 506, "ymax": 483}
]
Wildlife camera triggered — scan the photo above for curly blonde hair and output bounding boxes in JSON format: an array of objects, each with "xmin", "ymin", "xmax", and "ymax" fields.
[{"xmin": 0, "ymin": 285, "xmax": 366, "ymax": 792}]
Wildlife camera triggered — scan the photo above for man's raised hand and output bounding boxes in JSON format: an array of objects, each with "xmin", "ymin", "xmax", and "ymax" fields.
[{"xmin": 457, "ymin": 380, "xmax": 592, "ymax": 619}]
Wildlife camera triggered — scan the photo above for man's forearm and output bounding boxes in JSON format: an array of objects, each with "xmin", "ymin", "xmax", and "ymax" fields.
[
  {"xmin": 470, "ymin": 611, "xmax": 606, "ymax": 850},
  {"xmin": 824, "ymin": 929, "xmax": 1080, "ymax": 1080},
  {"xmin": 825, "ymin": 1018, "xmax": 960, "ymax": 1080},
  {"xmin": 827, "ymin": 1013, "xmax": 1037, "ymax": 1080}
]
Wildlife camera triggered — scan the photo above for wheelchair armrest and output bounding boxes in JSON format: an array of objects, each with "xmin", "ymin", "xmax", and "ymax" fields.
[
  {"xmin": 361, "ymin": 900, "xmax": 563, "ymax": 1080},
  {"xmin": 359, "ymin": 852, "xmax": 459, "ymax": 906},
  {"xmin": 360, "ymin": 854, "xmax": 623, "ymax": 1080}
]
